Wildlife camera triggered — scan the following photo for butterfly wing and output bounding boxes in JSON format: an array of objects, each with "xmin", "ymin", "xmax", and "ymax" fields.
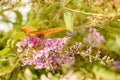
[
  {"xmin": 30, "ymin": 27, "xmax": 66, "ymax": 36},
  {"xmin": 20, "ymin": 26, "xmax": 66, "ymax": 37},
  {"xmin": 20, "ymin": 26, "xmax": 37, "ymax": 34}
]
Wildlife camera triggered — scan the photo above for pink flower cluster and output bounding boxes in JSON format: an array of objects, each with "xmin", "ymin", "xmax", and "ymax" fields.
[
  {"xmin": 16, "ymin": 36, "xmax": 42, "ymax": 53},
  {"xmin": 87, "ymin": 28, "xmax": 105, "ymax": 44},
  {"xmin": 16, "ymin": 36, "xmax": 74, "ymax": 70}
]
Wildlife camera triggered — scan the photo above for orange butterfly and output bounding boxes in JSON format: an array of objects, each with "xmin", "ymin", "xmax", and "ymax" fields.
[{"xmin": 20, "ymin": 26, "xmax": 66, "ymax": 37}]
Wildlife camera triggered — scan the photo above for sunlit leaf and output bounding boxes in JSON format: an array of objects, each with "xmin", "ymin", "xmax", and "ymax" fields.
[
  {"xmin": 63, "ymin": 10, "xmax": 74, "ymax": 32},
  {"xmin": 0, "ymin": 47, "xmax": 10, "ymax": 56},
  {"xmin": 14, "ymin": 11, "xmax": 22, "ymax": 24}
]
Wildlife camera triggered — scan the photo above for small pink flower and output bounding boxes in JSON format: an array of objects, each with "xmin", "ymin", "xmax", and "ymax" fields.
[
  {"xmin": 22, "ymin": 58, "xmax": 34, "ymax": 66},
  {"xmin": 87, "ymin": 28, "xmax": 105, "ymax": 44}
]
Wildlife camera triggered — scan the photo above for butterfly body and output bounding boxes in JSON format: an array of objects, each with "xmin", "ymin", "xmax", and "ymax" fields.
[{"xmin": 20, "ymin": 26, "xmax": 66, "ymax": 37}]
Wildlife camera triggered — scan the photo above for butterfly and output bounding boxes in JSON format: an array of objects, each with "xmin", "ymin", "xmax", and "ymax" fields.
[{"xmin": 20, "ymin": 25, "xmax": 66, "ymax": 37}]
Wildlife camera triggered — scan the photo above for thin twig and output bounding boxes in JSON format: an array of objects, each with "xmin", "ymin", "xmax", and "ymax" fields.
[
  {"xmin": 64, "ymin": 7, "xmax": 103, "ymax": 16},
  {"xmin": 64, "ymin": 7, "xmax": 120, "ymax": 18}
]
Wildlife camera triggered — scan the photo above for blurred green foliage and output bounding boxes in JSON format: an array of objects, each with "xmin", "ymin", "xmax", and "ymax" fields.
[{"xmin": 0, "ymin": 0, "xmax": 120, "ymax": 80}]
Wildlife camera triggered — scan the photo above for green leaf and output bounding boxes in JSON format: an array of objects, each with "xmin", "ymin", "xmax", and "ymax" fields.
[
  {"xmin": 0, "ymin": 47, "xmax": 11, "ymax": 56},
  {"xmin": 14, "ymin": 11, "xmax": 22, "ymax": 24},
  {"xmin": 63, "ymin": 10, "xmax": 74, "ymax": 32}
]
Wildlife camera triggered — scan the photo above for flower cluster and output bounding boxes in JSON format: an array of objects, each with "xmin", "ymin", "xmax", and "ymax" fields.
[
  {"xmin": 16, "ymin": 36, "xmax": 74, "ymax": 70},
  {"xmin": 16, "ymin": 36, "xmax": 42, "ymax": 53},
  {"xmin": 87, "ymin": 28, "xmax": 105, "ymax": 45}
]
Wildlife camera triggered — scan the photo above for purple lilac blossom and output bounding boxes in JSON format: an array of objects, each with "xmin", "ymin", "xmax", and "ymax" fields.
[
  {"xmin": 87, "ymin": 28, "xmax": 105, "ymax": 44},
  {"xmin": 16, "ymin": 36, "xmax": 42, "ymax": 53},
  {"xmin": 16, "ymin": 36, "xmax": 74, "ymax": 70}
]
